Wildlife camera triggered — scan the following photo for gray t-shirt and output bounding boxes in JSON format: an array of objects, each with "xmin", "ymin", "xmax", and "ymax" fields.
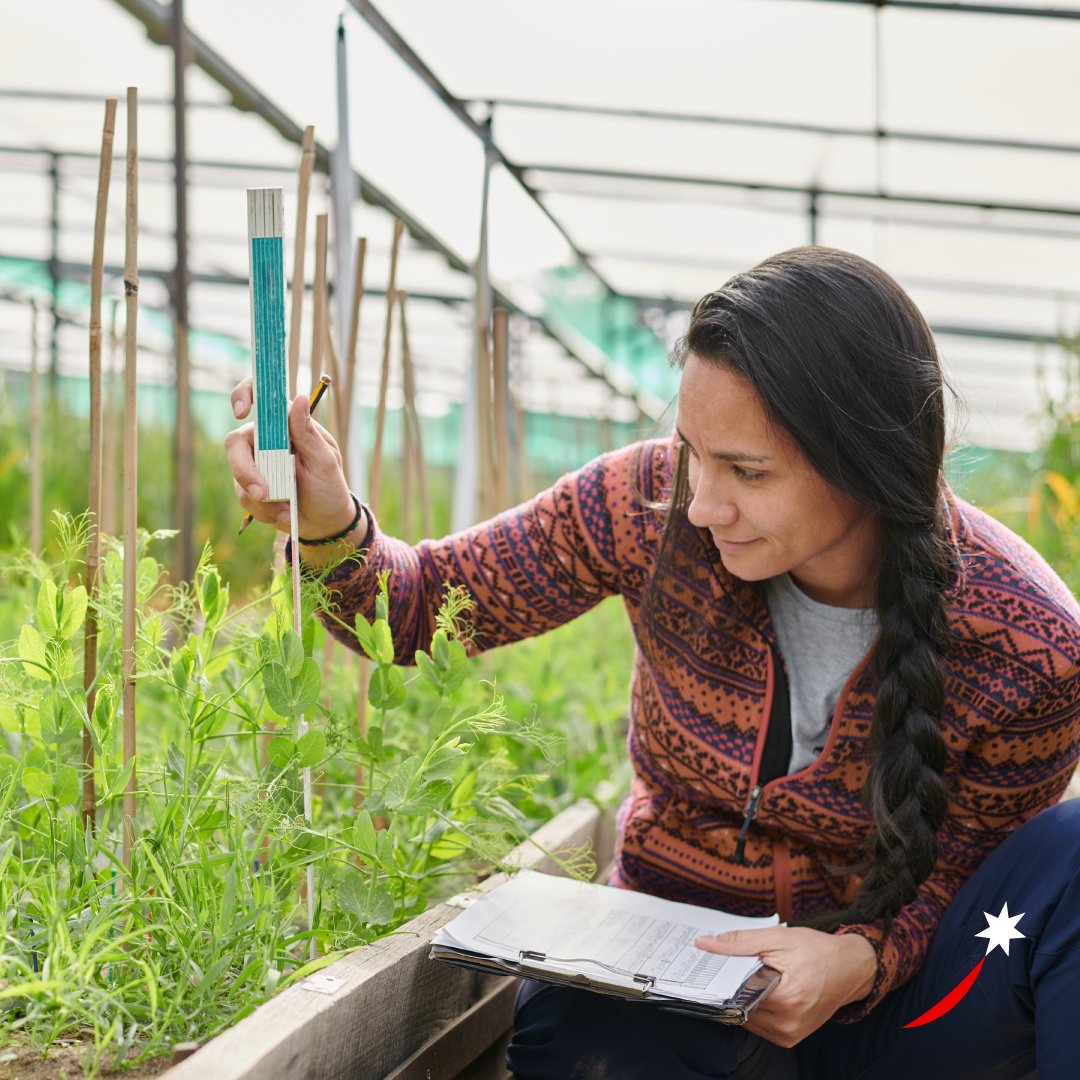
[{"xmin": 763, "ymin": 574, "xmax": 878, "ymax": 775}]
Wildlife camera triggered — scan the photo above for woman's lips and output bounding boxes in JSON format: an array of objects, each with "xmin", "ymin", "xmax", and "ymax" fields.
[{"xmin": 711, "ymin": 535, "xmax": 760, "ymax": 552}]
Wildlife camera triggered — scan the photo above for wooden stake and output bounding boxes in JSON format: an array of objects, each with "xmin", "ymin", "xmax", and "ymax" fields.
[
  {"xmin": 122, "ymin": 87, "xmax": 139, "ymax": 872},
  {"xmin": 492, "ymin": 308, "xmax": 511, "ymax": 514},
  {"xmin": 83, "ymin": 96, "xmax": 117, "ymax": 830},
  {"xmin": 369, "ymin": 219, "xmax": 404, "ymax": 513},
  {"xmin": 29, "ymin": 300, "xmax": 42, "ymax": 556},
  {"xmin": 288, "ymin": 126, "xmax": 315, "ymax": 398},
  {"xmin": 102, "ymin": 300, "xmax": 120, "ymax": 537}
]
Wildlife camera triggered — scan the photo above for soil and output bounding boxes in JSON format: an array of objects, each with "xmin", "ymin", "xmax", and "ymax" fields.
[{"xmin": 0, "ymin": 1036, "xmax": 176, "ymax": 1080}]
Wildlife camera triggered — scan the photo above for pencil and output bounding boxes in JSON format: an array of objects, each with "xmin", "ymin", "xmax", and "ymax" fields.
[{"xmin": 238, "ymin": 374, "xmax": 332, "ymax": 535}]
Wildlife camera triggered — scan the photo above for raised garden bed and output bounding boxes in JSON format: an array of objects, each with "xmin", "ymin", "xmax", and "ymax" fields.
[{"xmin": 160, "ymin": 798, "xmax": 615, "ymax": 1080}]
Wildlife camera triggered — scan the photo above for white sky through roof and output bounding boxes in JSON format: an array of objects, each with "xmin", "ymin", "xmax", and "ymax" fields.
[{"xmin": 4, "ymin": 0, "xmax": 1080, "ymax": 451}]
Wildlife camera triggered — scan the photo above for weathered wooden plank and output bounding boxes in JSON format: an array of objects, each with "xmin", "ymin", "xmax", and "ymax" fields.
[
  {"xmin": 161, "ymin": 799, "xmax": 608, "ymax": 1080},
  {"xmin": 383, "ymin": 980, "xmax": 517, "ymax": 1080}
]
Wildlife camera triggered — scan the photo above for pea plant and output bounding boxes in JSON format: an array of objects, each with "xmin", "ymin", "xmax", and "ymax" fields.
[{"xmin": 0, "ymin": 518, "xmax": 604, "ymax": 1071}]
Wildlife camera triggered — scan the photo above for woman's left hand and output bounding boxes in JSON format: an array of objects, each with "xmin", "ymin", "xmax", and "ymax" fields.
[{"xmin": 694, "ymin": 927, "xmax": 877, "ymax": 1047}]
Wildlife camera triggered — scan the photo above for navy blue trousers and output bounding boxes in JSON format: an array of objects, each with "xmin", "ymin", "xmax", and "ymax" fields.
[{"xmin": 506, "ymin": 799, "xmax": 1080, "ymax": 1079}]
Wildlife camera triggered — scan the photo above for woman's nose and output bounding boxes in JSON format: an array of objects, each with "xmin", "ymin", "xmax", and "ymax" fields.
[{"xmin": 687, "ymin": 489, "xmax": 738, "ymax": 529}]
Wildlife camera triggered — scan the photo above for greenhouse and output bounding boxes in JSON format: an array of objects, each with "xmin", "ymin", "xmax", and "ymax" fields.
[{"xmin": 3, "ymin": 1, "xmax": 1080, "ymax": 1078}]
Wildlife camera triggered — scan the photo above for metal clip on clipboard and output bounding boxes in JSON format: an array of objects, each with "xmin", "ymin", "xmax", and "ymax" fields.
[{"xmin": 517, "ymin": 950, "xmax": 657, "ymax": 997}]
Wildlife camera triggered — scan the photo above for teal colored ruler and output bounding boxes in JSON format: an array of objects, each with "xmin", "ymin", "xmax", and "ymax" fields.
[{"xmin": 247, "ymin": 188, "xmax": 293, "ymax": 501}]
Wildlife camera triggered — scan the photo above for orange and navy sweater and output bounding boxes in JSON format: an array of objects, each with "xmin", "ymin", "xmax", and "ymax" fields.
[{"xmin": 321, "ymin": 439, "xmax": 1080, "ymax": 1018}]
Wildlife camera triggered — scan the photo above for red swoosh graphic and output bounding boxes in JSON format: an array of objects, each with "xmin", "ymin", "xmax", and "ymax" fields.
[{"xmin": 904, "ymin": 957, "xmax": 985, "ymax": 1029}]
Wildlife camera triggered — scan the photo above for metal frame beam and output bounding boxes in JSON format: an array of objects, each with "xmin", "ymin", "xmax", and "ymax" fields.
[
  {"xmin": 785, "ymin": 1, "xmax": 1080, "ymax": 19},
  {"xmin": 528, "ymin": 163, "xmax": 1080, "ymax": 219},
  {"xmin": 344, "ymin": 0, "xmax": 617, "ymax": 297},
  {"xmin": 469, "ymin": 97, "xmax": 1080, "ymax": 159},
  {"xmin": 108, "ymin": 0, "xmax": 656, "ymax": 416}
]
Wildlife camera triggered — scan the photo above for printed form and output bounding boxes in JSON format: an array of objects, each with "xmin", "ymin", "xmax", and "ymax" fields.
[{"xmin": 432, "ymin": 870, "xmax": 779, "ymax": 1005}]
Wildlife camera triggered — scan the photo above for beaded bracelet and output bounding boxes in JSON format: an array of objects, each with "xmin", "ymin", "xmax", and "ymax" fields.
[{"xmin": 298, "ymin": 493, "xmax": 366, "ymax": 546}]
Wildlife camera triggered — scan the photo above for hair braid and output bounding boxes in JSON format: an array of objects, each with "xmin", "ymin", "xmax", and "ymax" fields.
[{"xmin": 849, "ymin": 518, "xmax": 952, "ymax": 932}]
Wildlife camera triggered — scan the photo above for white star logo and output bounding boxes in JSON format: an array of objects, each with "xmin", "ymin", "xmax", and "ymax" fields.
[{"xmin": 975, "ymin": 902, "xmax": 1026, "ymax": 956}]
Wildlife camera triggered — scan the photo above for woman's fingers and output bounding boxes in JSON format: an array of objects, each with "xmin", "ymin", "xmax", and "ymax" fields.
[
  {"xmin": 224, "ymin": 422, "xmax": 268, "ymax": 501},
  {"xmin": 231, "ymin": 376, "xmax": 254, "ymax": 420}
]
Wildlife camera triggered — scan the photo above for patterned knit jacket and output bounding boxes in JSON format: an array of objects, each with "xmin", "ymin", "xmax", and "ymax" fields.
[{"xmin": 322, "ymin": 439, "xmax": 1080, "ymax": 1019}]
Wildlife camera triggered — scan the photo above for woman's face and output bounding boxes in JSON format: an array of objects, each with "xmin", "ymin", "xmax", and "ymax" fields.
[{"xmin": 675, "ymin": 354, "xmax": 881, "ymax": 608}]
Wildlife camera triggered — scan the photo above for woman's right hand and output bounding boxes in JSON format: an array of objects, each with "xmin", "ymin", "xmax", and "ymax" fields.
[{"xmin": 224, "ymin": 376, "xmax": 366, "ymax": 556}]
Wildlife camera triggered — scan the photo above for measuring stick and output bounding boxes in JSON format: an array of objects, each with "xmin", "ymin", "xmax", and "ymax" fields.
[{"xmin": 247, "ymin": 187, "xmax": 315, "ymax": 954}]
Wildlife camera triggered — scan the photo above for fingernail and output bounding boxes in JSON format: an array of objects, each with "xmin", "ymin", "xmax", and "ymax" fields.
[
  {"xmin": 246, "ymin": 483, "xmax": 263, "ymax": 500},
  {"xmin": 232, "ymin": 399, "xmax": 242, "ymax": 419}
]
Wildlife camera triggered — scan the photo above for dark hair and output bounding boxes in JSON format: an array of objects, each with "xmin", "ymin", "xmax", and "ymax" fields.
[{"xmin": 648, "ymin": 246, "xmax": 953, "ymax": 936}]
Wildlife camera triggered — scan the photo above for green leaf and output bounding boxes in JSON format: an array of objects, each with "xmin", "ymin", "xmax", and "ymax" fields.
[
  {"xmin": 280, "ymin": 630, "xmax": 305, "ymax": 679},
  {"xmin": 338, "ymin": 871, "xmax": 395, "ymax": 924},
  {"xmin": 373, "ymin": 621, "xmax": 395, "ymax": 666},
  {"xmin": 91, "ymin": 686, "xmax": 115, "ymax": 736},
  {"xmin": 295, "ymin": 730, "xmax": 326, "ymax": 768},
  {"xmin": 425, "ymin": 744, "xmax": 466, "ymax": 780},
  {"xmin": 353, "ymin": 615, "xmax": 378, "ymax": 662},
  {"xmin": 367, "ymin": 666, "xmax": 406, "ymax": 712},
  {"xmin": 0, "ymin": 754, "xmax": 19, "ymax": 781},
  {"xmin": 53, "ymin": 766, "xmax": 79, "ymax": 805},
  {"xmin": 432, "ymin": 629, "xmax": 451, "ymax": 670},
  {"xmin": 353, "ymin": 809, "xmax": 377, "ymax": 855},
  {"xmin": 22, "ymin": 767, "xmax": 51, "ymax": 799},
  {"xmin": 39, "ymin": 691, "xmax": 82, "ymax": 744},
  {"xmin": 267, "ymin": 735, "xmax": 295, "ymax": 768},
  {"xmin": 397, "ymin": 779, "xmax": 453, "ymax": 816},
  {"xmin": 18, "ymin": 625, "xmax": 50, "ymax": 681},
  {"xmin": 367, "ymin": 725, "xmax": 384, "ymax": 759},
  {"xmin": 429, "ymin": 828, "xmax": 472, "ymax": 861},
  {"xmin": 166, "ymin": 742, "xmax": 186, "ymax": 783},
  {"xmin": 49, "ymin": 641, "xmax": 75, "ymax": 682},
  {"xmin": 137, "ymin": 556, "xmax": 161, "ymax": 599},
  {"xmin": 383, "ymin": 756, "xmax": 422, "ymax": 811},
  {"xmin": 36, "ymin": 580, "xmax": 59, "ymax": 637},
  {"xmin": 451, "ymin": 769, "xmax": 478, "ymax": 809},
  {"xmin": 414, "ymin": 651, "xmax": 444, "ymax": 694},
  {"xmin": 58, "ymin": 585, "xmax": 88, "ymax": 639},
  {"xmin": 105, "ymin": 758, "xmax": 135, "ymax": 800},
  {"xmin": 0, "ymin": 702, "xmax": 19, "ymax": 733},
  {"xmin": 262, "ymin": 658, "xmax": 321, "ymax": 717},
  {"xmin": 199, "ymin": 570, "xmax": 221, "ymax": 626}
]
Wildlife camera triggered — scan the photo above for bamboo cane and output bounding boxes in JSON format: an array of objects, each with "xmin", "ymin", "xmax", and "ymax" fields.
[
  {"xmin": 102, "ymin": 300, "xmax": 120, "ymax": 537},
  {"xmin": 368, "ymin": 219, "xmax": 404, "ymax": 513},
  {"xmin": 288, "ymin": 126, "xmax": 315, "ymax": 398},
  {"xmin": 323, "ymin": 311, "xmax": 345, "ymax": 446},
  {"xmin": 122, "ymin": 87, "xmax": 139, "ymax": 873},
  {"xmin": 492, "ymin": 308, "xmax": 511, "ymax": 514},
  {"xmin": 29, "ymin": 300, "xmax": 41, "ymax": 557},
  {"xmin": 475, "ymin": 288, "xmax": 495, "ymax": 519},
  {"xmin": 83, "ymin": 97, "xmax": 117, "ymax": 830}
]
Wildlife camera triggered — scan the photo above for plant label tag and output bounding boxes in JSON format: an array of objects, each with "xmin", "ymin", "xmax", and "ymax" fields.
[
  {"xmin": 445, "ymin": 892, "xmax": 478, "ymax": 910},
  {"xmin": 302, "ymin": 974, "xmax": 345, "ymax": 995}
]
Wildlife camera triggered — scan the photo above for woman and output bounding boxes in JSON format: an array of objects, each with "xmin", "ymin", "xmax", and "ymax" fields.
[{"xmin": 226, "ymin": 247, "xmax": 1080, "ymax": 1079}]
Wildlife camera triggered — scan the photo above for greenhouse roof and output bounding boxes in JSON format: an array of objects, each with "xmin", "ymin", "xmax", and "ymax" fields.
[{"xmin": 5, "ymin": 0, "xmax": 1080, "ymax": 454}]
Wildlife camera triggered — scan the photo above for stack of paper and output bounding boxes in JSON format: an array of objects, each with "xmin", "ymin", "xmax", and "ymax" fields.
[{"xmin": 430, "ymin": 870, "xmax": 782, "ymax": 1021}]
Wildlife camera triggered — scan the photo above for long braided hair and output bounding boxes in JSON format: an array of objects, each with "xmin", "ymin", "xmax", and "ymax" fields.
[{"xmin": 649, "ymin": 246, "xmax": 954, "ymax": 935}]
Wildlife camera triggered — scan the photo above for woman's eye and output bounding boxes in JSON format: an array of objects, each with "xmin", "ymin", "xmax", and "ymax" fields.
[{"xmin": 733, "ymin": 465, "xmax": 764, "ymax": 483}]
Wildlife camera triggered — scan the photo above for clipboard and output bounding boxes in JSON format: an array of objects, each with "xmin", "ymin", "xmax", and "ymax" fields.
[{"xmin": 428, "ymin": 944, "xmax": 782, "ymax": 1024}]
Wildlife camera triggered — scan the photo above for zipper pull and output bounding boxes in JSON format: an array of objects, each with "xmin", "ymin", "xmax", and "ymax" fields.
[{"xmin": 733, "ymin": 785, "xmax": 763, "ymax": 865}]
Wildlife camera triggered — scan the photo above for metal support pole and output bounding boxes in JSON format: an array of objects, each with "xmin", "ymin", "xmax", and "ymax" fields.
[
  {"xmin": 172, "ymin": 0, "xmax": 194, "ymax": 582},
  {"xmin": 452, "ymin": 118, "xmax": 493, "ymax": 531},
  {"xmin": 48, "ymin": 152, "xmax": 60, "ymax": 386},
  {"xmin": 332, "ymin": 15, "xmax": 362, "ymax": 496}
]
